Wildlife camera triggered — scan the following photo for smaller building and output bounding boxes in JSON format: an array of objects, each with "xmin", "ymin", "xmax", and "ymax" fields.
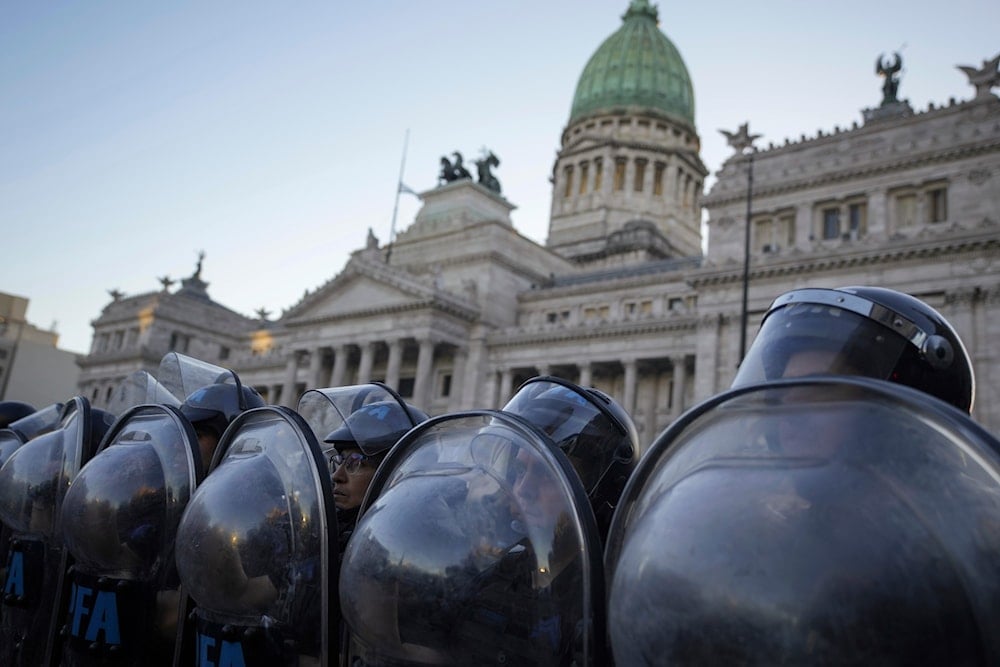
[{"xmin": 0, "ymin": 292, "xmax": 81, "ymax": 407}]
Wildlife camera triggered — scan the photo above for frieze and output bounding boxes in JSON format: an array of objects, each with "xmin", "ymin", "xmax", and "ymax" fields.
[
  {"xmin": 704, "ymin": 137, "xmax": 1000, "ymax": 207},
  {"xmin": 486, "ymin": 317, "xmax": 698, "ymax": 348}
]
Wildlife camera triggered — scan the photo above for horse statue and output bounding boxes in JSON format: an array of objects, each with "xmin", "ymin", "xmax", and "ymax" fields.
[
  {"xmin": 439, "ymin": 151, "xmax": 473, "ymax": 185},
  {"xmin": 474, "ymin": 151, "xmax": 502, "ymax": 194}
]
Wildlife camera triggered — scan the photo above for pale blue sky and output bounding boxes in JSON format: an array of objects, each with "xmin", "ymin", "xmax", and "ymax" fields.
[{"xmin": 3, "ymin": 1, "xmax": 998, "ymax": 353}]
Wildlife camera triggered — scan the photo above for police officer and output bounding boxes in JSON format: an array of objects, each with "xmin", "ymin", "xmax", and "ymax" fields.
[
  {"xmin": 605, "ymin": 286, "xmax": 1000, "ymax": 665},
  {"xmin": 732, "ymin": 285, "xmax": 975, "ymax": 412},
  {"xmin": 179, "ymin": 382, "xmax": 265, "ymax": 470},
  {"xmin": 340, "ymin": 376, "xmax": 639, "ymax": 665},
  {"xmin": 324, "ymin": 399, "xmax": 428, "ymax": 558}
]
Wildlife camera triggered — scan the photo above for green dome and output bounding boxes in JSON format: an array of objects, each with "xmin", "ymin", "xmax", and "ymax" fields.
[{"xmin": 569, "ymin": 0, "xmax": 694, "ymax": 128}]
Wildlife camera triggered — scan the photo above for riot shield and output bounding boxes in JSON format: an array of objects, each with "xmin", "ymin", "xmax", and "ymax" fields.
[
  {"xmin": 0, "ymin": 397, "xmax": 103, "ymax": 666},
  {"xmin": 605, "ymin": 377, "xmax": 1000, "ymax": 666},
  {"xmin": 174, "ymin": 406, "xmax": 338, "ymax": 666},
  {"xmin": 104, "ymin": 371, "xmax": 181, "ymax": 417},
  {"xmin": 296, "ymin": 382, "xmax": 417, "ymax": 449},
  {"xmin": 340, "ymin": 410, "xmax": 606, "ymax": 666},
  {"xmin": 57, "ymin": 403, "xmax": 201, "ymax": 665},
  {"xmin": 158, "ymin": 353, "xmax": 240, "ymax": 401}
]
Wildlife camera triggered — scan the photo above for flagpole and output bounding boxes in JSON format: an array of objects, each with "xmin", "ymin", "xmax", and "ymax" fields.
[{"xmin": 386, "ymin": 129, "xmax": 410, "ymax": 264}]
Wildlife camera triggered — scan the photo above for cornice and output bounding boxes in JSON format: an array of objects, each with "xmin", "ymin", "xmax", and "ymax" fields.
[
  {"xmin": 690, "ymin": 228, "xmax": 1000, "ymax": 287},
  {"xmin": 487, "ymin": 316, "xmax": 698, "ymax": 348},
  {"xmin": 283, "ymin": 297, "xmax": 479, "ymax": 329},
  {"xmin": 704, "ymin": 137, "xmax": 1000, "ymax": 207}
]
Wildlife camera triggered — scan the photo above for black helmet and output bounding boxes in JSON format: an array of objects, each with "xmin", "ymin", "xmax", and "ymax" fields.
[
  {"xmin": 180, "ymin": 383, "xmax": 265, "ymax": 440},
  {"xmin": 0, "ymin": 401, "xmax": 35, "ymax": 428},
  {"xmin": 503, "ymin": 376, "xmax": 640, "ymax": 539},
  {"xmin": 324, "ymin": 400, "xmax": 428, "ymax": 456},
  {"xmin": 733, "ymin": 286, "xmax": 975, "ymax": 413}
]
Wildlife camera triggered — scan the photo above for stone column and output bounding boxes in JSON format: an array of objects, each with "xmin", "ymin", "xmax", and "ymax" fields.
[
  {"xmin": 357, "ymin": 341, "xmax": 375, "ymax": 384},
  {"xmin": 536, "ymin": 364, "xmax": 550, "ymax": 377},
  {"xmin": 449, "ymin": 347, "xmax": 468, "ymax": 412},
  {"xmin": 330, "ymin": 345, "xmax": 348, "ymax": 387},
  {"xmin": 578, "ymin": 361, "xmax": 592, "ymax": 387},
  {"xmin": 383, "ymin": 339, "xmax": 403, "ymax": 392},
  {"xmin": 282, "ymin": 353, "xmax": 299, "ymax": 408},
  {"xmin": 622, "ymin": 358, "xmax": 638, "ymax": 418},
  {"xmin": 413, "ymin": 338, "xmax": 435, "ymax": 409},
  {"xmin": 672, "ymin": 354, "xmax": 688, "ymax": 417},
  {"xmin": 498, "ymin": 368, "xmax": 513, "ymax": 407},
  {"xmin": 308, "ymin": 348, "xmax": 325, "ymax": 390}
]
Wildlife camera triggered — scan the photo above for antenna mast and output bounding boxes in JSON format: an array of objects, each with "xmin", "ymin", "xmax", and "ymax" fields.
[{"xmin": 386, "ymin": 129, "xmax": 411, "ymax": 264}]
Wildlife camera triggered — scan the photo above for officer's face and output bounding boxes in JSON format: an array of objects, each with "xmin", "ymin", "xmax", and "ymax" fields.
[
  {"xmin": 195, "ymin": 427, "xmax": 219, "ymax": 471},
  {"xmin": 512, "ymin": 447, "xmax": 565, "ymax": 530},
  {"xmin": 331, "ymin": 446, "xmax": 378, "ymax": 511}
]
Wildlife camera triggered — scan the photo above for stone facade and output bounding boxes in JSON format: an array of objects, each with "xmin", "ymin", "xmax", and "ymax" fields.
[{"xmin": 75, "ymin": 12, "xmax": 1000, "ymax": 442}]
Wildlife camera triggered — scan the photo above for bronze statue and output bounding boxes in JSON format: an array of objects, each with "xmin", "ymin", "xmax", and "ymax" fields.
[
  {"xmin": 720, "ymin": 122, "xmax": 761, "ymax": 155},
  {"xmin": 439, "ymin": 151, "xmax": 473, "ymax": 185},
  {"xmin": 957, "ymin": 53, "xmax": 1000, "ymax": 100},
  {"xmin": 877, "ymin": 52, "xmax": 903, "ymax": 105},
  {"xmin": 474, "ymin": 151, "xmax": 502, "ymax": 194}
]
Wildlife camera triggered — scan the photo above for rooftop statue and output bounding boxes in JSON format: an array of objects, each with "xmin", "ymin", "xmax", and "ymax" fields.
[
  {"xmin": 876, "ymin": 52, "xmax": 903, "ymax": 105},
  {"xmin": 439, "ymin": 151, "xmax": 472, "ymax": 185},
  {"xmin": 958, "ymin": 53, "xmax": 1000, "ymax": 100},
  {"xmin": 475, "ymin": 150, "xmax": 502, "ymax": 194},
  {"xmin": 720, "ymin": 122, "xmax": 761, "ymax": 155}
]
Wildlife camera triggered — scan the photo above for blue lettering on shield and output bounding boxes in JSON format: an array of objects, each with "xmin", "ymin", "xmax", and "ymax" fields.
[
  {"xmin": 198, "ymin": 634, "xmax": 247, "ymax": 667},
  {"xmin": 3, "ymin": 550, "xmax": 24, "ymax": 597}
]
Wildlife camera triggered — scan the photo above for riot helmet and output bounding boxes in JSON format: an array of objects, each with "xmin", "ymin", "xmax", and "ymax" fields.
[
  {"xmin": 733, "ymin": 286, "xmax": 975, "ymax": 413},
  {"xmin": 2, "ymin": 402, "xmax": 62, "ymax": 443},
  {"xmin": 503, "ymin": 376, "xmax": 639, "ymax": 540},
  {"xmin": 0, "ymin": 401, "xmax": 35, "ymax": 428},
  {"xmin": 324, "ymin": 400, "xmax": 428, "ymax": 457},
  {"xmin": 180, "ymin": 383, "xmax": 265, "ymax": 441}
]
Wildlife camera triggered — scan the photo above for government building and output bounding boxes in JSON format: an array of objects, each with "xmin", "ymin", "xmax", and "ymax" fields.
[{"xmin": 77, "ymin": 0, "xmax": 1000, "ymax": 441}]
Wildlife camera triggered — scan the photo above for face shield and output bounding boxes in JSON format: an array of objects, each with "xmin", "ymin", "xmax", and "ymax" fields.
[
  {"xmin": 503, "ymin": 379, "xmax": 629, "ymax": 497},
  {"xmin": 734, "ymin": 301, "xmax": 910, "ymax": 387}
]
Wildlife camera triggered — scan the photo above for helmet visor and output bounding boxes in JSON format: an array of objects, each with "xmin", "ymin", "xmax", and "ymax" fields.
[{"xmin": 733, "ymin": 303, "xmax": 909, "ymax": 387}]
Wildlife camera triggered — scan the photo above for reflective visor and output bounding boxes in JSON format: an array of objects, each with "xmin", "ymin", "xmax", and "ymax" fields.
[{"xmin": 734, "ymin": 303, "xmax": 910, "ymax": 387}]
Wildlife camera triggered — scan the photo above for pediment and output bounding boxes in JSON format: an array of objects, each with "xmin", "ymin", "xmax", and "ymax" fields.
[{"xmin": 291, "ymin": 275, "xmax": 425, "ymax": 320}]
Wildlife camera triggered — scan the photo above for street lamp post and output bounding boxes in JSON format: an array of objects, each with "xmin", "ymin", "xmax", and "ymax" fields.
[
  {"xmin": 719, "ymin": 122, "xmax": 761, "ymax": 365},
  {"xmin": 739, "ymin": 147, "xmax": 755, "ymax": 363}
]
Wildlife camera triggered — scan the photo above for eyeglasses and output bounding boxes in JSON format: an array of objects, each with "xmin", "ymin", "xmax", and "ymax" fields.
[{"xmin": 328, "ymin": 451, "xmax": 373, "ymax": 475}]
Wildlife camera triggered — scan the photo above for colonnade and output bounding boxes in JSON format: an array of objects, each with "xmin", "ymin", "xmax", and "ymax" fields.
[
  {"xmin": 489, "ymin": 353, "xmax": 693, "ymax": 445},
  {"xmin": 271, "ymin": 337, "xmax": 463, "ymax": 414}
]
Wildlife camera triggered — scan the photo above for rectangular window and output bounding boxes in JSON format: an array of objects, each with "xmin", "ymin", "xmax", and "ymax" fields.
[
  {"xmin": 640, "ymin": 300, "xmax": 653, "ymax": 316},
  {"xmin": 593, "ymin": 159, "xmax": 603, "ymax": 191},
  {"xmin": 668, "ymin": 297, "xmax": 685, "ymax": 312},
  {"xmin": 848, "ymin": 202, "xmax": 866, "ymax": 237},
  {"xmin": 113, "ymin": 330, "xmax": 124, "ymax": 349},
  {"xmin": 440, "ymin": 374, "xmax": 452, "ymax": 398},
  {"xmin": 219, "ymin": 345, "xmax": 231, "ymax": 360},
  {"xmin": 653, "ymin": 162, "xmax": 665, "ymax": 196},
  {"xmin": 895, "ymin": 193, "xmax": 917, "ymax": 228},
  {"xmin": 397, "ymin": 377, "xmax": 415, "ymax": 398},
  {"xmin": 563, "ymin": 166, "xmax": 574, "ymax": 198},
  {"xmin": 583, "ymin": 307, "xmax": 597, "ymax": 321},
  {"xmin": 634, "ymin": 159, "xmax": 647, "ymax": 192},
  {"xmin": 928, "ymin": 187, "xmax": 947, "ymax": 223},
  {"xmin": 822, "ymin": 208, "xmax": 840, "ymax": 239},
  {"xmin": 578, "ymin": 162, "xmax": 589, "ymax": 194},
  {"xmin": 779, "ymin": 214, "xmax": 795, "ymax": 246},
  {"xmin": 546, "ymin": 312, "xmax": 558, "ymax": 324},
  {"xmin": 613, "ymin": 158, "xmax": 627, "ymax": 191},
  {"xmin": 754, "ymin": 218, "xmax": 772, "ymax": 252},
  {"xmin": 624, "ymin": 302, "xmax": 637, "ymax": 318}
]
